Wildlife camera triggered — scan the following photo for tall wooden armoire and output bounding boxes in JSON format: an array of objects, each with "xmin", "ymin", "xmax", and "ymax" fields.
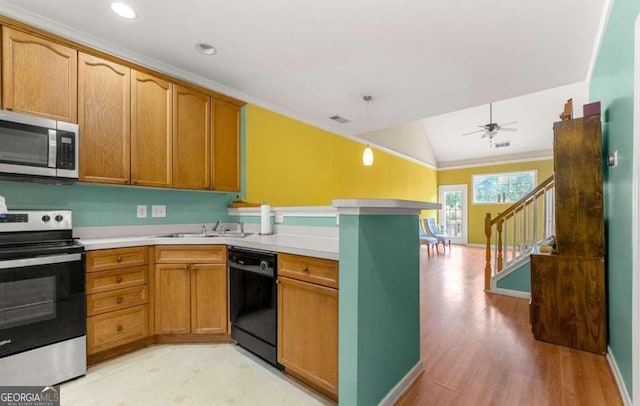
[{"xmin": 529, "ymin": 114, "xmax": 607, "ymax": 354}]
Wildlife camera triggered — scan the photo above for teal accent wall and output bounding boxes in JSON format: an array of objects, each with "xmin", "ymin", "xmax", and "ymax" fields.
[
  {"xmin": 339, "ymin": 214, "xmax": 421, "ymax": 405},
  {"xmin": 0, "ymin": 181, "xmax": 233, "ymax": 227},
  {"xmin": 496, "ymin": 260, "xmax": 531, "ymax": 292},
  {"xmin": 589, "ymin": 0, "xmax": 640, "ymax": 395}
]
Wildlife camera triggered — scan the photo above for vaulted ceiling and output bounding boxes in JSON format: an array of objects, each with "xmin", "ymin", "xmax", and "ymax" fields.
[{"xmin": 0, "ymin": 0, "xmax": 607, "ymax": 142}]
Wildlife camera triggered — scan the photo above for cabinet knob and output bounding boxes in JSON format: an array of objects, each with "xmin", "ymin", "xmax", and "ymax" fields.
[
  {"xmin": 116, "ymin": 276, "xmax": 123, "ymax": 283},
  {"xmin": 117, "ymin": 297, "xmax": 123, "ymax": 304},
  {"xmin": 117, "ymin": 325, "xmax": 123, "ymax": 332},
  {"xmin": 117, "ymin": 256, "xmax": 123, "ymax": 263},
  {"xmin": 302, "ymin": 267, "xmax": 309, "ymax": 273}
]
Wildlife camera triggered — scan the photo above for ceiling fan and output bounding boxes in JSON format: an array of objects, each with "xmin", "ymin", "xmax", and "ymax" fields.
[{"xmin": 462, "ymin": 103, "xmax": 517, "ymax": 143}]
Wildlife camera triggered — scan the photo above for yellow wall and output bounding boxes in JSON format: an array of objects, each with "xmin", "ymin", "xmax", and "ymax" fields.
[
  {"xmin": 245, "ymin": 104, "xmax": 438, "ymax": 206},
  {"xmin": 438, "ymin": 160, "xmax": 554, "ymax": 244}
]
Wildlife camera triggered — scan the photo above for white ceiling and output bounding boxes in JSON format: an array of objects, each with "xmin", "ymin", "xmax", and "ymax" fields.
[
  {"xmin": 0, "ymin": 0, "xmax": 607, "ymax": 140},
  {"xmin": 421, "ymin": 81, "xmax": 589, "ymax": 163}
]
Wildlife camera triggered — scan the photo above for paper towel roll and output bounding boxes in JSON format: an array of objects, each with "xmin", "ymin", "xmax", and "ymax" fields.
[
  {"xmin": 260, "ymin": 203, "xmax": 272, "ymax": 235},
  {"xmin": 0, "ymin": 195, "xmax": 7, "ymax": 214}
]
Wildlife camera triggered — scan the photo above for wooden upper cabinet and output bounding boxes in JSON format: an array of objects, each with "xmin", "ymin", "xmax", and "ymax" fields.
[
  {"xmin": 2, "ymin": 27, "xmax": 78, "ymax": 122},
  {"xmin": 212, "ymin": 99, "xmax": 240, "ymax": 192},
  {"xmin": 173, "ymin": 86, "xmax": 211, "ymax": 190},
  {"xmin": 131, "ymin": 70, "xmax": 172, "ymax": 187},
  {"xmin": 78, "ymin": 53, "xmax": 131, "ymax": 184}
]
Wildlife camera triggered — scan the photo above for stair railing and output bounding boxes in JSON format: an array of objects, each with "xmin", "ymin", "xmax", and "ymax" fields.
[{"xmin": 484, "ymin": 175, "xmax": 555, "ymax": 290}]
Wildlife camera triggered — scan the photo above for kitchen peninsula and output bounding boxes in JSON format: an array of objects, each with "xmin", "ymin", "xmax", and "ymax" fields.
[{"xmin": 76, "ymin": 199, "xmax": 439, "ymax": 405}]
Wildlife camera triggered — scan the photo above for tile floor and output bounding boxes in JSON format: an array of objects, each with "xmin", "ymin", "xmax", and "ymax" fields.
[{"xmin": 61, "ymin": 344, "xmax": 332, "ymax": 405}]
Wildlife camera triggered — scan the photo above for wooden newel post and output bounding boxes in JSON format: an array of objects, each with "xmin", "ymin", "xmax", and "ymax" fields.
[
  {"xmin": 497, "ymin": 218, "xmax": 503, "ymax": 273},
  {"xmin": 484, "ymin": 213, "xmax": 492, "ymax": 291}
]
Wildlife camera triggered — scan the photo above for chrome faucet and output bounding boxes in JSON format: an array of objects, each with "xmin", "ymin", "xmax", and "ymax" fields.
[{"xmin": 201, "ymin": 225, "xmax": 207, "ymax": 235}]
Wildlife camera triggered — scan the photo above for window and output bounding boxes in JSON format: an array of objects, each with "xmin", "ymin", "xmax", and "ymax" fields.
[{"xmin": 472, "ymin": 170, "xmax": 537, "ymax": 204}]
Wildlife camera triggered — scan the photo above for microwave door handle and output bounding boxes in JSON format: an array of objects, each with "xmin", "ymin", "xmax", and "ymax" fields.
[{"xmin": 48, "ymin": 130, "xmax": 57, "ymax": 168}]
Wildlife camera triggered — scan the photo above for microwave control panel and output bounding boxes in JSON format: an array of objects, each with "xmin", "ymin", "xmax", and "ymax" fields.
[{"xmin": 57, "ymin": 132, "xmax": 75, "ymax": 170}]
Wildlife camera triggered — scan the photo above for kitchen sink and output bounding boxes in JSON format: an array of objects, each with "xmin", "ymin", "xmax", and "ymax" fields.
[
  {"xmin": 154, "ymin": 232, "xmax": 251, "ymax": 239},
  {"xmin": 154, "ymin": 233, "xmax": 215, "ymax": 238}
]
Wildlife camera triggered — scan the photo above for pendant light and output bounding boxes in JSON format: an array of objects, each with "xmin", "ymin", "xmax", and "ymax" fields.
[{"xmin": 362, "ymin": 95, "xmax": 374, "ymax": 166}]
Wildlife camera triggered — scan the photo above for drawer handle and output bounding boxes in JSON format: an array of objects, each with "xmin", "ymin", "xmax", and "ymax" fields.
[
  {"xmin": 117, "ymin": 297, "xmax": 123, "ymax": 304},
  {"xmin": 116, "ymin": 276, "xmax": 123, "ymax": 283},
  {"xmin": 117, "ymin": 325, "xmax": 123, "ymax": 332},
  {"xmin": 117, "ymin": 256, "xmax": 123, "ymax": 263}
]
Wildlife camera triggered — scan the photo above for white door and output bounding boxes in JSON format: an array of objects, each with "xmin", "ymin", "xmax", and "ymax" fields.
[{"xmin": 438, "ymin": 185, "xmax": 468, "ymax": 245}]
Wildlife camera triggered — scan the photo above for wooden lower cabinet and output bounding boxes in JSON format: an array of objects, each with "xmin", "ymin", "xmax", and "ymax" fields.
[
  {"xmin": 191, "ymin": 264, "xmax": 227, "ymax": 334},
  {"xmin": 278, "ymin": 276, "xmax": 338, "ymax": 400},
  {"xmin": 530, "ymin": 254, "xmax": 606, "ymax": 354},
  {"xmin": 154, "ymin": 246, "xmax": 228, "ymax": 337},
  {"xmin": 87, "ymin": 305, "xmax": 149, "ymax": 354},
  {"xmin": 155, "ymin": 264, "xmax": 191, "ymax": 335},
  {"xmin": 86, "ymin": 247, "xmax": 152, "ymax": 362}
]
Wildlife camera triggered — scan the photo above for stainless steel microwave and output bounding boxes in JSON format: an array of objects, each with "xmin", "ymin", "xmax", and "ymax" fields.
[{"xmin": 0, "ymin": 109, "xmax": 78, "ymax": 184}]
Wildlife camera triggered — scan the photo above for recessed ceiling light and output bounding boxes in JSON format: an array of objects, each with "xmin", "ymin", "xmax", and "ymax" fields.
[
  {"xmin": 110, "ymin": 2, "xmax": 136, "ymax": 19},
  {"xmin": 195, "ymin": 43, "xmax": 217, "ymax": 56}
]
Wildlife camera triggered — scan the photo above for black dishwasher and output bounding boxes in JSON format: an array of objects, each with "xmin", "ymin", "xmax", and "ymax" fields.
[{"xmin": 228, "ymin": 247, "xmax": 280, "ymax": 368}]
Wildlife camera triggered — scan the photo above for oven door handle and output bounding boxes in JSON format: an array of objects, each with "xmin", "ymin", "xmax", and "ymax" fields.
[{"xmin": 0, "ymin": 253, "xmax": 82, "ymax": 269}]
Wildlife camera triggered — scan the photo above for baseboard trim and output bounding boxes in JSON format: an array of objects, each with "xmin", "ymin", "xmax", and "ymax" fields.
[
  {"xmin": 378, "ymin": 360, "xmax": 424, "ymax": 406},
  {"xmin": 607, "ymin": 346, "xmax": 632, "ymax": 406},
  {"xmin": 489, "ymin": 287, "xmax": 531, "ymax": 300}
]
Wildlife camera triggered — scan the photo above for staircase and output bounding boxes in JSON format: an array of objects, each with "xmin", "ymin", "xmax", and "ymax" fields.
[{"xmin": 484, "ymin": 175, "xmax": 555, "ymax": 293}]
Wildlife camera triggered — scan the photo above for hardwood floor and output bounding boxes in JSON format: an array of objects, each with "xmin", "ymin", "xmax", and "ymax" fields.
[{"xmin": 397, "ymin": 245, "xmax": 621, "ymax": 406}]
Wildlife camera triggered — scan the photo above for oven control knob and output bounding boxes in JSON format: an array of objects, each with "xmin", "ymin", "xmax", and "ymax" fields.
[
  {"xmin": 55, "ymin": 215, "xmax": 64, "ymax": 222},
  {"xmin": 41, "ymin": 215, "xmax": 51, "ymax": 222},
  {"xmin": 260, "ymin": 260, "xmax": 269, "ymax": 271}
]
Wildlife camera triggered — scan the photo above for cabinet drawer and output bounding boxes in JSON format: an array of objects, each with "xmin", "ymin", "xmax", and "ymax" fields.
[
  {"xmin": 155, "ymin": 245, "xmax": 226, "ymax": 264},
  {"xmin": 278, "ymin": 253, "xmax": 338, "ymax": 289},
  {"xmin": 87, "ymin": 305, "xmax": 149, "ymax": 354},
  {"xmin": 86, "ymin": 266, "xmax": 148, "ymax": 294},
  {"xmin": 87, "ymin": 247, "xmax": 148, "ymax": 272},
  {"xmin": 87, "ymin": 285, "xmax": 149, "ymax": 316}
]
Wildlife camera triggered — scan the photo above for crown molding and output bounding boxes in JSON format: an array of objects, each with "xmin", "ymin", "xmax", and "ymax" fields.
[{"xmin": 437, "ymin": 150, "xmax": 553, "ymax": 170}]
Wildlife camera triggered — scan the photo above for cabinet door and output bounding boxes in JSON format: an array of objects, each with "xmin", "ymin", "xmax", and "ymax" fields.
[
  {"xmin": 190, "ymin": 264, "xmax": 227, "ymax": 334},
  {"xmin": 2, "ymin": 27, "xmax": 78, "ymax": 122},
  {"xmin": 131, "ymin": 70, "xmax": 172, "ymax": 187},
  {"xmin": 78, "ymin": 53, "xmax": 131, "ymax": 184},
  {"xmin": 211, "ymin": 99, "xmax": 240, "ymax": 192},
  {"xmin": 155, "ymin": 264, "xmax": 190, "ymax": 334},
  {"xmin": 173, "ymin": 86, "xmax": 211, "ymax": 190},
  {"xmin": 278, "ymin": 276, "xmax": 338, "ymax": 399}
]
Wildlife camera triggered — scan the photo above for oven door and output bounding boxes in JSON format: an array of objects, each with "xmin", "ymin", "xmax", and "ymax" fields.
[
  {"xmin": 229, "ymin": 264, "xmax": 276, "ymax": 346},
  {"xmin": 0, "ymin": 253, "xmax": 85, "ymax": 358}
]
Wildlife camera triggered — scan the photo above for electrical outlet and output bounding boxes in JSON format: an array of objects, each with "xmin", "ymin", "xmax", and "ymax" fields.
[
  {"xmin": 152, "ymin": 205, "xmax": 166, "ymax": 218},
  {"xmin": 275, "ymin": 214, "xmax": 284, "ymax": 224},
  {"xmin": 136, "ymin": 205, "xmax": 147, "ymax": 218}
]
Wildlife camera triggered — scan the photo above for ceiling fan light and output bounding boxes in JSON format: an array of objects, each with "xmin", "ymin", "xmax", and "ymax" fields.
[{"xmin": 363, "ymin": 145, "xmax": 374, "ymax": 166}]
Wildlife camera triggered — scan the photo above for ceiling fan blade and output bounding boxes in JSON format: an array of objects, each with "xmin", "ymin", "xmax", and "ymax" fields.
[
  {"xmin": 499, "ymin": 128, "xmax": 518, "ymax": 132},
  {"xmin": 462, "ymin": 129, "xmax": 486, "ymax": 136},
  {"xmin": 498, "ymin": 121, "xmax": 518, "ymax": 127}
]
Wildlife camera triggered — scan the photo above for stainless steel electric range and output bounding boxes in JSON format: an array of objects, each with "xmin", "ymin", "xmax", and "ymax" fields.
[{"xmin": 0, "ymin": 210, "xmax": 86, "ymax": 385}]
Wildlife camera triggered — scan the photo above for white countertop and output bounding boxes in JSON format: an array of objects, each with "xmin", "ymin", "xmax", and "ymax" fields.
[{"xmin": 79, "ymin": 232, "xmax": 339, "ymax": 261}]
